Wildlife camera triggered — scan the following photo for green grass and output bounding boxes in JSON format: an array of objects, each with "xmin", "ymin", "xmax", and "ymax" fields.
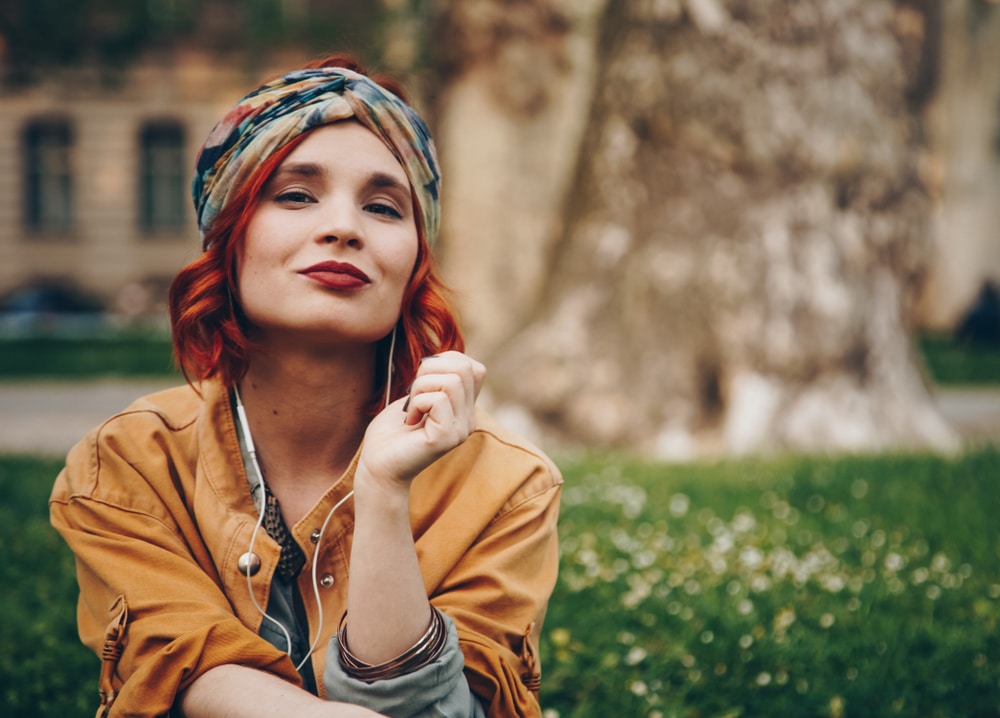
[
  {"xmin": 0, "ymin": 455, "xmax": 97, "ymax": 716},
  {"xmin": 3, "ymin": 450, "xmax": 998, "ymax": 717},
  {"xmin": 540, "ymin": 449, "xmax": 1000, "ymax": 717}
]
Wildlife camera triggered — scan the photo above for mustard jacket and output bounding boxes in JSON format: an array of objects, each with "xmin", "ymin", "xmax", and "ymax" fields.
[{"xmin": 49, "ymin": 379, "xmax": 562, "ymax": 717}]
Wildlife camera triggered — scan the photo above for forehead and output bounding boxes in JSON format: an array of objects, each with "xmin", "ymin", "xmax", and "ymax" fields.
[{"xmin": 279, "ymin": 121, "xmax": 408, "ymax": 182}]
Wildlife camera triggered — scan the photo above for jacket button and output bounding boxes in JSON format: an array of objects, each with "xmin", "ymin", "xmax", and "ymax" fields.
[
  {"xmin": 310, "ymin": 529, "xmax": 321, "ymax": 543},
  {"xmin": 237, "ymin": 552, "xmax": 261, "ymax": 577},
  {"xmin": 319, "ymin": 574, "xmax": 335, "ymax": 588}
]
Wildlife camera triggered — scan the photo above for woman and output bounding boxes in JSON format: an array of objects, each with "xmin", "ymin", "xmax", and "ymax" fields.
[{"xmin": 50, "ymin": 55, "xmax": 562, "ymax": 718}]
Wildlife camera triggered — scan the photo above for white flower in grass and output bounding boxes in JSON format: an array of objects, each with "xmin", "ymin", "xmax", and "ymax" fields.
[
  {"xmin": 756, "ymin": 672, "xmax": 772, "ymax": 686},
  {"xmin": 669, "ymin": 493, "xmax": 690, "ymax": 517},
  {"xmin": 871, "ymin": 530, "xmax": 886, "ymax": 548},
  {"xmin": 819, "ymin": 613, "xmax": 835, "ymax": 629},
  {"xmin": 884, "ymin": 552, "xmax": 905, "ymax": 572},
  {"xmin": 629, "ymin": 680, "xmax": 648, "ymax": 696},
  {"xmin": 625, "ymin": 646, "xmax": 648, "ymax": 666},
  {"xmin": 740, "ymin": 546, "xmax": 764, "ymax": 570},
  {"xmin": 732, "ymin": 511, "xmax": 756, "ymax": 533},
  {"xmin": 820, "ymin": 574, "xmax": 845, "ymax": 592}
]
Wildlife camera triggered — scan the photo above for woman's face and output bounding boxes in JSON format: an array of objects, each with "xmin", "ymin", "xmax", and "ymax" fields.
[{"xmin": 237, "ymin": 121, "xmax": 419, "ymax": 349}]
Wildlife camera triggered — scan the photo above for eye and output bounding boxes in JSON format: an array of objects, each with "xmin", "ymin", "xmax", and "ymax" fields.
[
  {"xmin": 365, "ymin": 201, "xmax": 403, "ymax": 220},
  {"xmin": 274, "ymin": 189, "xmax": 315, "ymax": 206}
]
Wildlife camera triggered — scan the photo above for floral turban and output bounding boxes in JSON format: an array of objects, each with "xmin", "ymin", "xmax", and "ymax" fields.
[{"xmin": 192, "ymin": 66, "xmax": 441, "ymax": 249}]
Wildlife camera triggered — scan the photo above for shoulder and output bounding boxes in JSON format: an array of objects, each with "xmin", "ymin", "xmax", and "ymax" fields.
[
  {"xmin": 417, "ymin": 408, "xmax": 562, "ymax": 519},
  {"xmin": 470, "ymin": 407, "xmax": 562, "ymax": 490},
  {"xmin": 53, "ymin": 381, "xmax": 221, "ymax": 501}
]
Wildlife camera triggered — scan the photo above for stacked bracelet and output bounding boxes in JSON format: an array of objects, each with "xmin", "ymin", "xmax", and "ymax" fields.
[{"xmin": 338, "ymin": 606, "xmax": 448, "ymax": 683}]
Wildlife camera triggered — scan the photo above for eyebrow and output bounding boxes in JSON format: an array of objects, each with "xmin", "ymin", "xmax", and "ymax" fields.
[
  {"xmin": 271, "ymin": 162, "xmax": 410, "ymax": 194},
  {"xmin": 367, "ymin": 171, "xmax": 410, "ymax": 194},
  {"xmin": 270, "ymin": 162, "xmax": 326, "ymax": 180}
]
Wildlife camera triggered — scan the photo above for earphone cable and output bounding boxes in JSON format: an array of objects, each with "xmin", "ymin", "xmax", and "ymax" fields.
[{"xmin": 233, "ymin": 322, "xmax": 397, "ymax": 672}]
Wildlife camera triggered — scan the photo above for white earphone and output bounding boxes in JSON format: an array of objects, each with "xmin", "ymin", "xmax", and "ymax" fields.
[{"xmin": 235, "ymin": 325, "xmax": 397, "ymax": 671}]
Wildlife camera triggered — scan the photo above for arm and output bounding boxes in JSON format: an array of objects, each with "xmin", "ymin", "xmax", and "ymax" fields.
[
  {"xmin": 179, "ymin": 664, "xmax": 382, "ymax": 718},
  {"xmin": 345, "ymin": 352, "xmax": 485, "ymax": 663}
]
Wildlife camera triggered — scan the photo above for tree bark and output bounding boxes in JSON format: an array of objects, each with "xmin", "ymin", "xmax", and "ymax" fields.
[
  {"xmin": 915, "ymin": 0, "xmax": 1000, "ymax": 329},
  {"xmin": 427, "ymin": 0, "xmax": 608, "ymax": 356},
  {"xmin": 431, "ymin": 0, "xmax": 958, "ymax": 456}
]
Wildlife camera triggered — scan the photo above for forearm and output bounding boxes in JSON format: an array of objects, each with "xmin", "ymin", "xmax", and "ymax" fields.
[
  {"xmin": 178, "ymin": 664, "xmax": 382, "ymax": 718},
  {"xmin": 346, "ymin": 467, "xmax": 432, "ymax": 665}
]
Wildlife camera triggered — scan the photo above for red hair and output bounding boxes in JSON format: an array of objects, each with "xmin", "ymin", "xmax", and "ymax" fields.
[{"xmin": 169, "ymin": 57, "xmax": 463, "ymax": 404}]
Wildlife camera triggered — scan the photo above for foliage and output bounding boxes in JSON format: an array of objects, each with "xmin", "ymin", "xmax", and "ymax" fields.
[
  {"xmin": 0, "ymin": 334, "xmax": 180, "ymax": 379},
  {"xmin": 919, "ymin": 333, "xmax": 1000, "ymax": 386},
  {"xmin": 539, "ymin": 449, "xmax": 1000, "ymax": 717},
  {"xmin": 2, "ymin": 449, "xmax": 998, "ymax": 716},
  {"xmin": 0, "ymin": 0, "xmax": 385, "ymax": 84}
]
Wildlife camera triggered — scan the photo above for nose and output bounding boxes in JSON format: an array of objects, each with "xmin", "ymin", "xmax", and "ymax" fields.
[{"xmin": 316, "ymin": 197, "xmax": 364, "ymax": 249}]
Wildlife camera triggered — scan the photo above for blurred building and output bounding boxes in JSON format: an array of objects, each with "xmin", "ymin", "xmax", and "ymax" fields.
[{"xmin": 0, "ymin": 52, "xmax": 253, "ymax": 319}]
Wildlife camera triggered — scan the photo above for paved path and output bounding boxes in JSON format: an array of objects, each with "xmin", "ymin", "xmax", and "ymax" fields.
[
  {"xmin": 0, "ymin": 379, "xmax": 178, "ymax": 456},
  {"xmin": 0, "ymin": 379, "xmax": 997, "ymax": 457}
]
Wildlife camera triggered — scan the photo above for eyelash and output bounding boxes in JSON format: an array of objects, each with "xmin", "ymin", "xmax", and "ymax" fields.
[
  {"xmin": 274, "ymin": 190, "xmax": 314, "ymax": 204},
  {"xmin": 365, "ymin": 202, "xmax": 403, "ymax": 220},
  {"xmin": 272, "ymin": 190, "xmax": 404, "ymax": 220}
]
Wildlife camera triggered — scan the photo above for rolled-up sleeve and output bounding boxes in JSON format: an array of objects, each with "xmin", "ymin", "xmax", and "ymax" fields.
[{"xmin": 324, "ymin": 612, "xmax": 486, "ymax": 718}]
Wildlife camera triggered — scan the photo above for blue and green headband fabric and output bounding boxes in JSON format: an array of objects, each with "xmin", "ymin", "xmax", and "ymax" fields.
[{"xmin": 192, "ymin": 66, "xmax": 441, "ymax": 248}]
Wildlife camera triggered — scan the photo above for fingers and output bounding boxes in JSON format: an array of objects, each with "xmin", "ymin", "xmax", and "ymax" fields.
[{"xmin": 402, "ymin": 352, "xmax": 486, "ymax": 430}]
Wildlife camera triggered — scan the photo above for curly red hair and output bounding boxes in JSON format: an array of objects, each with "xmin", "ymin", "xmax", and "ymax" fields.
[{"xmin": 169, "ymin": 55, "xmax": 463, "ymax": 404}]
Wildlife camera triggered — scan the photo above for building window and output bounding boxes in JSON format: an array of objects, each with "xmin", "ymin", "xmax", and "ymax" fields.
[
  {"xmin": 23, "ymin": 118, "xmax": 74, "ymax": 232},
  {"xmin": 139, "ymin": 120, "xmax": 187, "ymax": 233}
]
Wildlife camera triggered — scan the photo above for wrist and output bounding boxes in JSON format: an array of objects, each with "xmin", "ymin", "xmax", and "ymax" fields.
[{"xmin": 352, "ymin": 463, "xmax": 411, "ymax": 515}]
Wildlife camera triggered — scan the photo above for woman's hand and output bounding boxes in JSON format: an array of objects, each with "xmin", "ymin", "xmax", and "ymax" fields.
[{"xmin": 356, "ymin": 351, "xmax": 486, "ymax": 494}]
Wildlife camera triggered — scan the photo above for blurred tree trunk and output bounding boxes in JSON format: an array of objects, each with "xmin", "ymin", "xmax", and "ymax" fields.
[
  {"xmin": 430, "ymin": 0, "xmax": 958, "ymax": 456},
  {"xmin": 427, "ymin": 0, "xmax": 607, "ymax": 356},
  {"xmin": 916, "ymin": 0, "xmax": 1000, "ymax": 329}
]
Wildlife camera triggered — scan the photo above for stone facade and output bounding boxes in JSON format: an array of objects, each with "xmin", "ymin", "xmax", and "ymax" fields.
[{"xmin": 0, "ymin": 53, "xmax": 263, "ymax": 317}]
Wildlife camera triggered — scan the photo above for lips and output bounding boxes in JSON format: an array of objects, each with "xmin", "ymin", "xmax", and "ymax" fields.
[{"xmin": 299, "ymin": 261, "xmax": 372, "ymax": 290}]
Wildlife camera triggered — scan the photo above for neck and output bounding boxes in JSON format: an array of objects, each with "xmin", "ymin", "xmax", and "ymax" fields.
[{"xmin": 236, "ymin": 343, "xmax": 382, "ymax": 503}]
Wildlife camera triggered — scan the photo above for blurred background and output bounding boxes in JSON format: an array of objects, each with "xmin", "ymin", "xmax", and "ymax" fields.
[
  {"xmin": 2, "ymin": 5, "xmax": 1000, "ymax": 717},
  {"xmin": 0, "ymin": 0, "xmax": 998, "ymax": 456}
]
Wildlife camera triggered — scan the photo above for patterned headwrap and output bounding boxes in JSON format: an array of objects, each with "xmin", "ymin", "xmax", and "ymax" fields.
[{"xmin": 192, "ymin": 66, "xmax": 440, "ymax": 248}]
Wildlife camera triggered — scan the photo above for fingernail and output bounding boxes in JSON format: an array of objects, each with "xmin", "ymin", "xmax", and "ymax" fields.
[{"xmin": 420, "ymin": 354, "xmax": 440, "ymax": 363}]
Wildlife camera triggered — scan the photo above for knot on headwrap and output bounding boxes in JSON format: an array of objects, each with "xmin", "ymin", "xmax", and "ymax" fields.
[{"xmin": 192, "ymin": 67, "xmax": 440, "ymax": 248}]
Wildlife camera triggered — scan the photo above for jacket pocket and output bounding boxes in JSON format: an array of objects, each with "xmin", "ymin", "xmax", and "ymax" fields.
[{"xmin": 97, "ymin": 595, "xmax": 129, "ymax": 718}]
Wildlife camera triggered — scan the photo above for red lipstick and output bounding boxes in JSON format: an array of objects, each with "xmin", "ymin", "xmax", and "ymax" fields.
[{"xmin": 299, "ymin": 261, "xmax": 372, "ymax": 290}]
